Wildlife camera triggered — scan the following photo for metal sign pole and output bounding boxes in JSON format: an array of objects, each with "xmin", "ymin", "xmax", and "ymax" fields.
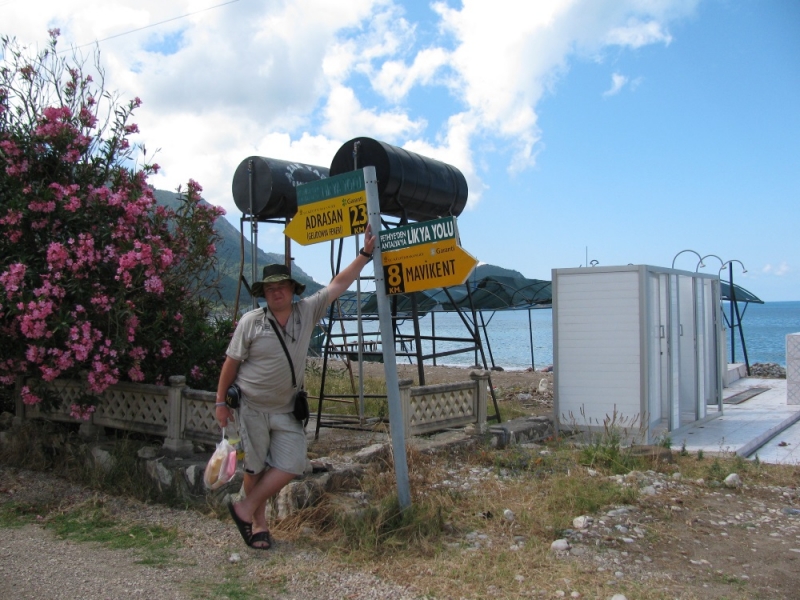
[
  {"xmin": 364, "ymin": 165, "xmax": 411, "ymax": 509},
  {"xmin": 248, "ymin": 159, "xmax": 259, "ymax": 310}
]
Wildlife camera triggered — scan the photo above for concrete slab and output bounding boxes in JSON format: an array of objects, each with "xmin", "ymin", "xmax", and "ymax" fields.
[{"xmin": 672, "ymin": 377, "xmax": 800, "ymax": 463}]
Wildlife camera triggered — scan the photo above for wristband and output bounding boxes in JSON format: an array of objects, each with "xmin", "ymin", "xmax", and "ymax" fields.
[
  {"xmin": 215, "ymin": 402, "xmax": 227, "ymax": 407},
  {"xmin": 359, "ymin": 248, "xmax": 373, "ymax": 260}
]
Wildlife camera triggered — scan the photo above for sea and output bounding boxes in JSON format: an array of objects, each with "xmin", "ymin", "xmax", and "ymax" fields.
[{"xmin": 384, "ymin": 300, "xmax": 800, "ymax": 371}]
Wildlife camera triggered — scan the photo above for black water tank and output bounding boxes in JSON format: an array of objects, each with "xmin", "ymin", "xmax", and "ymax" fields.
[
  {"xmin": 329, "ymin": 137, "xmax": 468, "ymax": 222},
  {"xmin": 231, "ymin": 156, "xmax": 329, "ymax": 219}
]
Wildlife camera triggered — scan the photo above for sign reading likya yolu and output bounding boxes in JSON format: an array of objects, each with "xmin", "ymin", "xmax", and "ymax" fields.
[
  {"xmin": 378, "ymin": 216, "xmax": 458, "ymax": 252},
  {"xmin": 381, "ymin": 238, "xmax": 477, "ymax": 294},
  {"xmin": 284, "ymin": 170, "xmax": 368, "ymax": 245}
]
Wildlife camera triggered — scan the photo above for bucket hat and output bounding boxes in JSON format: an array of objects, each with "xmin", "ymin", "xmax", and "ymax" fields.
[{"xmin": 251, "ymin": 264, "xmax": 305, "ymax": 296}]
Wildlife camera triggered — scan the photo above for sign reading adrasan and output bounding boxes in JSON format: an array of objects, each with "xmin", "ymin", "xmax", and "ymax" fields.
[
  {"xmin": 379, "ymin": 216, "xmax": 477, "ymax": 294},
  {"xmin": 283, "ymin": 170, "xmax": 368, "ymax": 245}
]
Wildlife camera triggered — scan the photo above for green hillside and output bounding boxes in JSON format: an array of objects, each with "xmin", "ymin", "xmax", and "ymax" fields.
[{"xmin": 153, "ymin": 189, "xmax": 323, "ymax": 307}]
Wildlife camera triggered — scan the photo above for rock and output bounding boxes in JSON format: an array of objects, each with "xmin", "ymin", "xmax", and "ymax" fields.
[
  {"xmin": 750, "ymin": 362, "xmax": 786, "ymax": 378},
  {"xmin": 146, "ymin": 459, "xmax": 174, "ymax": 487},
  {"xmin": 724, "ymin": 473, "xmax": 742, "ymax": 488},
  {"xmin": 550, "ymin": 539, "xmax": 570, "ymax": 552},
  {"xmin": 0, "ymin": 411, "xmax": 14, "ymax": 428},
  {"xmin": 184, "ymin": 464, "xmax": 204, "ymax": 489},
  {"xmin": 229, "ymin": 553, "xmax": 241, "ymax": 563},
  {"xmin": 137, "ymin": 445, "xmax": 160, "ymax": 459},
  {"xmin": 538, "ymin": 379, "xmax": 549, "ymax": 393},
  {"xmin": 352, "ymin": 443, "xmax": 388, "ymax": 463},
  {"xmin": 90, "ymin": 446, "xmax": 115, "ymax": 472},
  {"xmin": 573, "ymin": 515, "xmax": 592, "ymax": 529},
  {"xmin": 503, "ymin": 508, "xmax": 515, "ymax": 521}
]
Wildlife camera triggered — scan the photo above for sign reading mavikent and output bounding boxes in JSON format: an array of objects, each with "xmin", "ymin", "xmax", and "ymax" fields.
[
  {"xmin": 379, "ymin": 216, "xmax": 478, "ymax": 294},
  {"xmin": 283, "ymin": 169, "xmax": 369, "ymax": 245}
]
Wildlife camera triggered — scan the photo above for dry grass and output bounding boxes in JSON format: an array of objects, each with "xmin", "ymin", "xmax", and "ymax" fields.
[
  {"xmin": 266, "ymin": 441, "xmax": 686, "ymax": 598},
  {"xmin": 265, "ymin": 418, "xmax": 800, "ymax": 600}
]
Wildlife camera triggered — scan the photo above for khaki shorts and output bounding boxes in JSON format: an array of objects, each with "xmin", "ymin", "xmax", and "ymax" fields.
[{"xmin": 238, "ymin": 403, "xmax": 307, "ymax": 476}]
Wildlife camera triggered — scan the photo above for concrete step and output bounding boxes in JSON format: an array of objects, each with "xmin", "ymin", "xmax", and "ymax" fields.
[{"xmin": 725, "ymin": 363, "xmax": 747, "ymax": 387}]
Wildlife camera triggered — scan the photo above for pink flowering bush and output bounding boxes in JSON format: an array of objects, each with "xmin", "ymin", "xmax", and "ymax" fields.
[{"xmin": 1, "ymin": 31, "xmax": 231, "ymax": 416}]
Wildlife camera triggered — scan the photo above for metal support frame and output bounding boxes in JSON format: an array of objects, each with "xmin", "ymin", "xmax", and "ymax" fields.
[{"xmin": 311, "ymin": 232, "xmax": 503, "ymax": 439}]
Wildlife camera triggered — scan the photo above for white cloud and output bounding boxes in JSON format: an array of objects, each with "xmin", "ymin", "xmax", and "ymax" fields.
[
  {"xmin": 603, "ymin": 72, "xmax": 629, "ymax": 96},
  {"xmin": 372, "ymin": 47, "xmax": 451, "ymax": 102},
  {"xmin": 605, "ymin": 19, "xmax": 673, "ymax": 47},
  {"xmin": 1, "ymin": 0, "xmax": 700, "ymax": 219},
  {"xmin": 321, "ymin": 85, "xmax": 426, "ymax": 142},
  {"xmin": 763, "ymin": 262, "xmax": 791, "ymax": 276}
]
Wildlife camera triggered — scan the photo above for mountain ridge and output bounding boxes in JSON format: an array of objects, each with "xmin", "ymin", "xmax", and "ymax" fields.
[{"xmin": 153, "ymin": 188, "xmax": 543, "ymax": 306}]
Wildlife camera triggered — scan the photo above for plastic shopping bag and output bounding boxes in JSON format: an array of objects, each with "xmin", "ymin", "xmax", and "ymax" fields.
[{"xmin": 204, "ymin": 428, "xmax": 237, "ymax": 490}]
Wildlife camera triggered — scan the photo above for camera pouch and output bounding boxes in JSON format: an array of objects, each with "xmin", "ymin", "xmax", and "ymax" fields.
[
  {"xmin": 292, "ymin": 390, "xmax": 309, "ymax": 423},
  {"xmin": 226, "ymin": 383, "xmax": 241, "ymax": 409}
]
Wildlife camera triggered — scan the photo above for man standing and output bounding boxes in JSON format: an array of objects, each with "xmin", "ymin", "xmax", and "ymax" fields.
[{"xmin": 215, "ymin": 226, "xmax": 376, "ymax": 549}]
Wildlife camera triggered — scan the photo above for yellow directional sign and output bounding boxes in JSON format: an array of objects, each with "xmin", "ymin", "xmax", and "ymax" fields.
[
  {"xmin": 284, "ymin": 170, "xmax": 369, "ymax": 245},
  {"xmin": 381, "ymin": 237, "xmax": 478, "ymax": 294}
]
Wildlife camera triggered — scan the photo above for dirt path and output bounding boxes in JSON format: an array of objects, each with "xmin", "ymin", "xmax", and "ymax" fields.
[{"xmin": 0, "ymin": 468, "xmax": 418, "ymax": 600}]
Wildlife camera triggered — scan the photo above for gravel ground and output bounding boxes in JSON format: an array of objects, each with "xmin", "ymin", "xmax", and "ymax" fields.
[{"xmin": 0, "ymin": 468, "xmax": 421, "ymax": 600}]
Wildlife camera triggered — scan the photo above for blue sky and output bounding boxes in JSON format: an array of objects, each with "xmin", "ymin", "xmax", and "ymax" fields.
[{"xmin": 3, "ymin": 0, "xmax": 799, "ymax": 300}]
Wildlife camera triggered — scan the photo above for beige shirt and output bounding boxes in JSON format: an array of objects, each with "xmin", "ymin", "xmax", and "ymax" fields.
[{"xmin": 226, "ymin": 289, "xmax": 329, "ymax": 413}]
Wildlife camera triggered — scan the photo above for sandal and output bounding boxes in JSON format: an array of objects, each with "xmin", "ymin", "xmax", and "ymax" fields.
[
  {"xmin": 227, "ymin": 499, "xmax": 253, "ymax": 546},
  {"xmin": 249, "ymin": 530, "xmax": 273, "ymax": 550}
]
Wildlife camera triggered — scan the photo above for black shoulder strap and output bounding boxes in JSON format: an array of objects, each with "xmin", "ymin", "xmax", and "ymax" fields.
[{"xmin": 267, "ymin": 314, "xmax": 297, "ymax": 389}]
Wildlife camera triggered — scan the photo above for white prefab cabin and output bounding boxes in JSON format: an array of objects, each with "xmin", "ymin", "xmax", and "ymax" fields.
[{"xmin": 552, "ymin": 265, "xmax": 724, "ymax": 444}]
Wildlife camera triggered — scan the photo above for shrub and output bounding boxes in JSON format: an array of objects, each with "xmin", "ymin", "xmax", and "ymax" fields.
[{"xmin": 0, "ymin": 31, "xmax": 226, "ymax": 413}]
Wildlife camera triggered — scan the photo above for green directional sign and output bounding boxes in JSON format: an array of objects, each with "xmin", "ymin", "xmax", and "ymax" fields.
[
  {"xmin": 284, "ymin": 170, "xmax": 369, "ymax": 245},
  {"xmin": 378, "ymin": 216, "xmax": 458, "ymax": 252}
]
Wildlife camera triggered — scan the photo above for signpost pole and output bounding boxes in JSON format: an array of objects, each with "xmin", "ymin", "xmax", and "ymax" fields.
[{"xmin": 364, "ymin": 166, "xmax": 412, "ymax": 510}]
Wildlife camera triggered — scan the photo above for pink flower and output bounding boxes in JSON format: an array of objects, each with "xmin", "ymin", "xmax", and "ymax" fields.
[
  {"xmin": 0, "ymin": 263, "xmax": 27, "ymax": 298},
  {"xmin": 25, "ymin": 345, "xmax": 45, "ymax": 364},
  {"xmin": 144, "ymin": 275, "xmax": 164, "ymax": 294},
  {"xmin": 19, "ymin": 299, "xmax": 55, "ymax": 339},
  {"xmin": 46, "ymin": 242, "xmax": 69, "ymax": 271},
  {"xmin": 0, "ymin": 209, "xmax": 23, "ymax": 226},
  {"xmin": 127, "ymin": 364, "xmax": 145, "ymax": 382},
  {"xmin": 21, "ymin": 386, "xmax": 42, "ymax": 406},
  {"xmin": 90, "ymin": 294, "xmax": 112, "ymax": 312},
  {"xmin": 40, "ymin": 365, "xmax": 61, "ymax": 381},
  {"xmin": 159, "ymin": 340, "xmax": 172, "ymax": 358},
  {"xmin": 69, "ymin": 403, "xmax": 96, "ymax": 421}
]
